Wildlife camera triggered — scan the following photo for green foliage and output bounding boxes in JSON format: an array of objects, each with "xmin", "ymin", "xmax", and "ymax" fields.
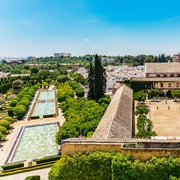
[
  {"xmin": 42, "ymin": 81, "xmax": 49, "ymax": 87},
  {"xmin": 148, "ymin": 88, "xmax": 159, "ymax": 98},
  {"xmin": 75, "ymin": 87, "xmax": 84, "ymax": 97},
  {"xmin": 12, "ymin": 79, "xmax": 23, "ymax": 93},
  {"xmin": 171, "ymin": 90, "xmax": 180, "ymax": 98},
  {"xmin": 112, "ymin": 154, "xmax": 180, "ymax": 180},
  {"xmin": 135, "ymin": 114, "xmax": 157, "ymax": 138},
  {"xmin": 1, "ymin": 162, "xmax": 24, "ymax": 170},
  {"xmin": 98, "ymin": 95, "xmax": 111, "ymax": 110},
  {"xmin": 24, "ymin": 175, "xmax": 40, "ymax": 180},
  {"xmin": 0, "ymin": 131, "xmax": 2, "ymax": 140},
  {"xmin": 36, "ymin": 155, "xmax": 61, "ymax": 164},
  {"xmin": 49, "ymin": 152, "xmax": 113, "ymax": 180},
  {"xmin": 70, "ymin": 72, "xmax": 86, "ymax": 85},
  {"xmin": 49, "ymin": 152, "xmax": 180, "ymax": 180},
  {"xmin": 94, "ymin": 54, "xmax": 105, "ymax": 101},
  {"xmin": 3, "ymin": 116, "xmax": 14, "ymax": 124},
  {"xmin": 10, "ymin": 99, "xmax": 18, "ymax": 107},
  {"xmin": 17, "ymin": 99, "xmax": 30, "ymax": 108},
  {"xmin": 13, "ymin": 105, "xmax": 26, "ymax": 120},
  {"xmin": 135, "ymin": 104, "xmax": 149, "ymax": 115},
  {"xmin": 69, "ymin": 80, "xmax": 85, "ymax": 97},
  {"xmin": 56, "ymin": 97, "xmax": 106, "ymax": 144},
  {"xmin": 130, "ymin": 80, "xmax": 153, "ymax": 92},
  {"xmin": 57, "ymin": 82, "xmax": 74, "ymax": 102},
  {"xmin": 56, "ymin": 75, "xmax": 69, "ymax": 83},
  {"xmin": 8, "ymin": 108, "xmax": 14, "ymax": 117},
  {"xmin": 134, "ymin": 91, "xmax": 146, "ymax": 102},
  {"xmin": 87, "ymin": 62, "xmax": 95, "ymax": 100},
  {"xmin": 0, "ymin": 126, "xmax": 7, "ymax": 134},
  {"xmin": 0, "ymin": 120, "xmax": 10, "ymax": 129}
]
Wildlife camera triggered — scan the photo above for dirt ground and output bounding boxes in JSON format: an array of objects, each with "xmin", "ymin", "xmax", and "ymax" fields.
[{"xmin": 135, "ymin": 99, "xmax": 180, "ymax": 136}]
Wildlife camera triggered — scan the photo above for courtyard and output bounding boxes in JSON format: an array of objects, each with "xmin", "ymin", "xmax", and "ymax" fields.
[{"xmin": 148, "ymin": 99, "xmax": 180, "ymax": 137}]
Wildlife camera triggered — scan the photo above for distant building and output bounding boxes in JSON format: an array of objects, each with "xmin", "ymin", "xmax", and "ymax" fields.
[
  {"xmin": 54, "ymin": 53, "xmax": 71, "ymax": 58},
  {"xmin": 27, "ymin": 56, "xmax": 36, "ymax": 61},
  {"xmin": 172, "ymin": 52, "xmax": 180, "ymax": 62},
  {"xmin": 4, "ymin": 60, "xmax": 22, "ymax": 64},
  {"xmin": 101, "ymin": 57, "xmax": 115, "ymax": 63},
  {"xmin": 133, "ymin": 62, "xmax": 180, "ymax": 95}
]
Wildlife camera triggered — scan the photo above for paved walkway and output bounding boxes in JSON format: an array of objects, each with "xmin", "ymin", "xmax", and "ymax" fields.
[
  {"xmin": 0, "ymin": 167, "xmax": 51, "ymax": 180},
  {"xmin": 0, "ymin": 87, "xmax": 65, "ymax": 178}
]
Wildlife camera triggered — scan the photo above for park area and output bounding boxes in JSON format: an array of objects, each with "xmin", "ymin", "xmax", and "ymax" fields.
[{"xmin": 149, "ymin": 99, "xmax": 180, "ymax": 137}]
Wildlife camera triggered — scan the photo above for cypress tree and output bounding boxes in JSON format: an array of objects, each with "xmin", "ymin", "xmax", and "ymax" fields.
[
  {"xmin": 87, "ymin": 62, "xmax": 95, "ymax": 100},
  {"xmin": 88, "ymin": 54, "xmax": 106, "ymax": 101},
  {"xmin": 94, "ymin": 54, "xmax": 104, "ymax": 101}
]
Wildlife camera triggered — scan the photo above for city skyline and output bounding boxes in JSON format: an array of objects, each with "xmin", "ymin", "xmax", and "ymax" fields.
[{"xmin": 1, "ymin": 0, "xmax": 180, "ymax": 57}]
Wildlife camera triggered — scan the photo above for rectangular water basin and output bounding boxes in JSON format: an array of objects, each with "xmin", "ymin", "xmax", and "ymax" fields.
[
  {"xmin": 31, "ymin": 101, "xmax": 55, "ymax": 118},
  {"xmin": 10, "ymin": 122, "xmax": 59, "ymax": 163},
  {"xmin": 38, "ymin": 90, "xmax": 55, "ymax": 101}
]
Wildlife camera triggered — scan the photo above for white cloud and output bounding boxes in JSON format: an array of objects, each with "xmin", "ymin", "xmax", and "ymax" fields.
[{"xmin": 83, "ymin": 38, "xmax": 89, "ymax": 42}]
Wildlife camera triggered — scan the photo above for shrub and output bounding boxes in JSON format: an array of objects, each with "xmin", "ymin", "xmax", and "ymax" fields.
[
  {"xmin": 75, "ymin": 87, "xmax": 84, "ymax": 97},
  {"xmin": 0, "ymin": 126, "xmax": 7, "ymax": 134},
  {"xmin": 1, "ymin": 162, "xmax": 24, "ymax": 170},
  {"xmin": 24, "ymin": 175, "xmax": 40, "ymax": 180},
  {"xmin": 135, "ymin": 104, "xmax": 149, "ymax": 115},
  {"xmin": 8, "ymin": 108, "xmax": 14, "ymax": 117},
  {"xmin": 0, "ymin": 131, "xmax": 3, "ymax": 140},
  {"xmin": 17, "ymin": 100, "xmax": 30, "ymax": 108},
  {"xmin": 13, "ymin": 105, "xmax": 26, "ymax": 120},
  {"xmin": 36, "ymin": 155, "xmax": 61, "ymax": 164},
  {"xmin": 10, "ymin": 100, "xmax": 18, "ymax": 107},
  {"xmin": 0, "ymin": 120, "xmax": 10, "ymax": 129},
  {"xmin": 3, "ymin": 116, "xmax": 14, "ymax": 124}
]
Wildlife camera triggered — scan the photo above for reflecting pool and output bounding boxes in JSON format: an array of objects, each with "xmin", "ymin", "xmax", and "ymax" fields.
[{"xmin": 11, "ymin": 123, "xmax": 58, "ymax": 162}]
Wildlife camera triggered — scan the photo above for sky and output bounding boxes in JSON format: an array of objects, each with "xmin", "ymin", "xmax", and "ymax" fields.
[{"xmin": 1, "ymin": 0, "xmax": 180, "ymax": 57}]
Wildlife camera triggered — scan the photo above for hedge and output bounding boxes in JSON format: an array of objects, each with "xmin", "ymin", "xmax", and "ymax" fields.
[
  {"xmin": 0, "ymin": 126, "xmax": 7, "ymax": 135},
  {"xmin": 1, "ymin": 162, "xmax": 24, "ymax": 170},
  {"xmin": 36, "ymin": 155, "xmax": 61, "ymax": 164},
  {"xmin": 0, "ymin": 120, "xmax": 10, "ymax": 129},
  {"xmin": 25, "ymin": 175, "xmax": 40, "ymax": 180}
]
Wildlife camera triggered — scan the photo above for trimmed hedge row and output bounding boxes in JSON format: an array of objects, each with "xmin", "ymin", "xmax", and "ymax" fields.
[
  {"xmin": 25, "ymin": 175, "xmax": 40, "ymax": 180},
  {"xmin": 36, "ymin": 155, "xmax": 61, "ymax": 164},
  {"xmin": 0, "ymin": 155, "xmax": 61, "ymax": 176},
  {"xmin": 1, "ymin": 162, "xmax": 24, "ymax": 170},
  {"xmin": 0, "ymin": 162, "xmax": 55, "ymax": 177}
]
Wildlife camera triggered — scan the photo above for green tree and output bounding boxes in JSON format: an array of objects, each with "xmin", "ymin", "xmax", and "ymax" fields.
[
  {"xmin": 94, "ymin": 54, "xmax": 103, "ymax": 101},
  {"xmin": 87, "ymin": 62, "xmax": 95, "ymax": 100},
  {"xmin": 148, "ymin": 88, "xmax": 159, "ymax": 98},
  {"xmin": 0, "ymin": 126, "xmax": 7, "ymax": 134},
  {"xmin": 57, "ymin": 75, "xmax": 69, "ymax": 83},
  {"xmin": 134, "ymin": 91, "xmax": 146, "ymax": 102},
  {"xmin": 0, "ymin": 131, "xmax": 3, "ymax": 140},
  {"xmin": 12, "ymin": 79, "xmax": 23, "ymax": 93},
  {"xmin": 3, "ymin": 116, "xmax": 14, "ymax": 124},
  {"xmin": 171, "ymin": 90, "xmax": 180, "ymax": 98},
  {"xmin": 135, "ymin": 105, "xmax": 149, "ymax": 115},
  {"xmin": 0, "ymin": 120, "xmax": 10, "ymax": 129},
  {"xmin": 13, "ymin": 105, "xmax": 26, "ymax": 119}
]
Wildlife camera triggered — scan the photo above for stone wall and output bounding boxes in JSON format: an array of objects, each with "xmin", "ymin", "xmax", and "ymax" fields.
[{"xmin": 61, "ymin": 139, "xmax": 180, "ymax": 161}]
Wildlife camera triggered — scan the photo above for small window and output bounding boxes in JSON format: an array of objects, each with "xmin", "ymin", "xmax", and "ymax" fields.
[
  {"xmin": 168, "ymin": 83, "xmax": 171, "ymax": 87},
  {"xmin": 176, "ymin": 83, "xmax": 179, "ymax": 87},
  {"xmin": 161, "ymin": 83, "xmax": 163, "ymax": 87}
]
